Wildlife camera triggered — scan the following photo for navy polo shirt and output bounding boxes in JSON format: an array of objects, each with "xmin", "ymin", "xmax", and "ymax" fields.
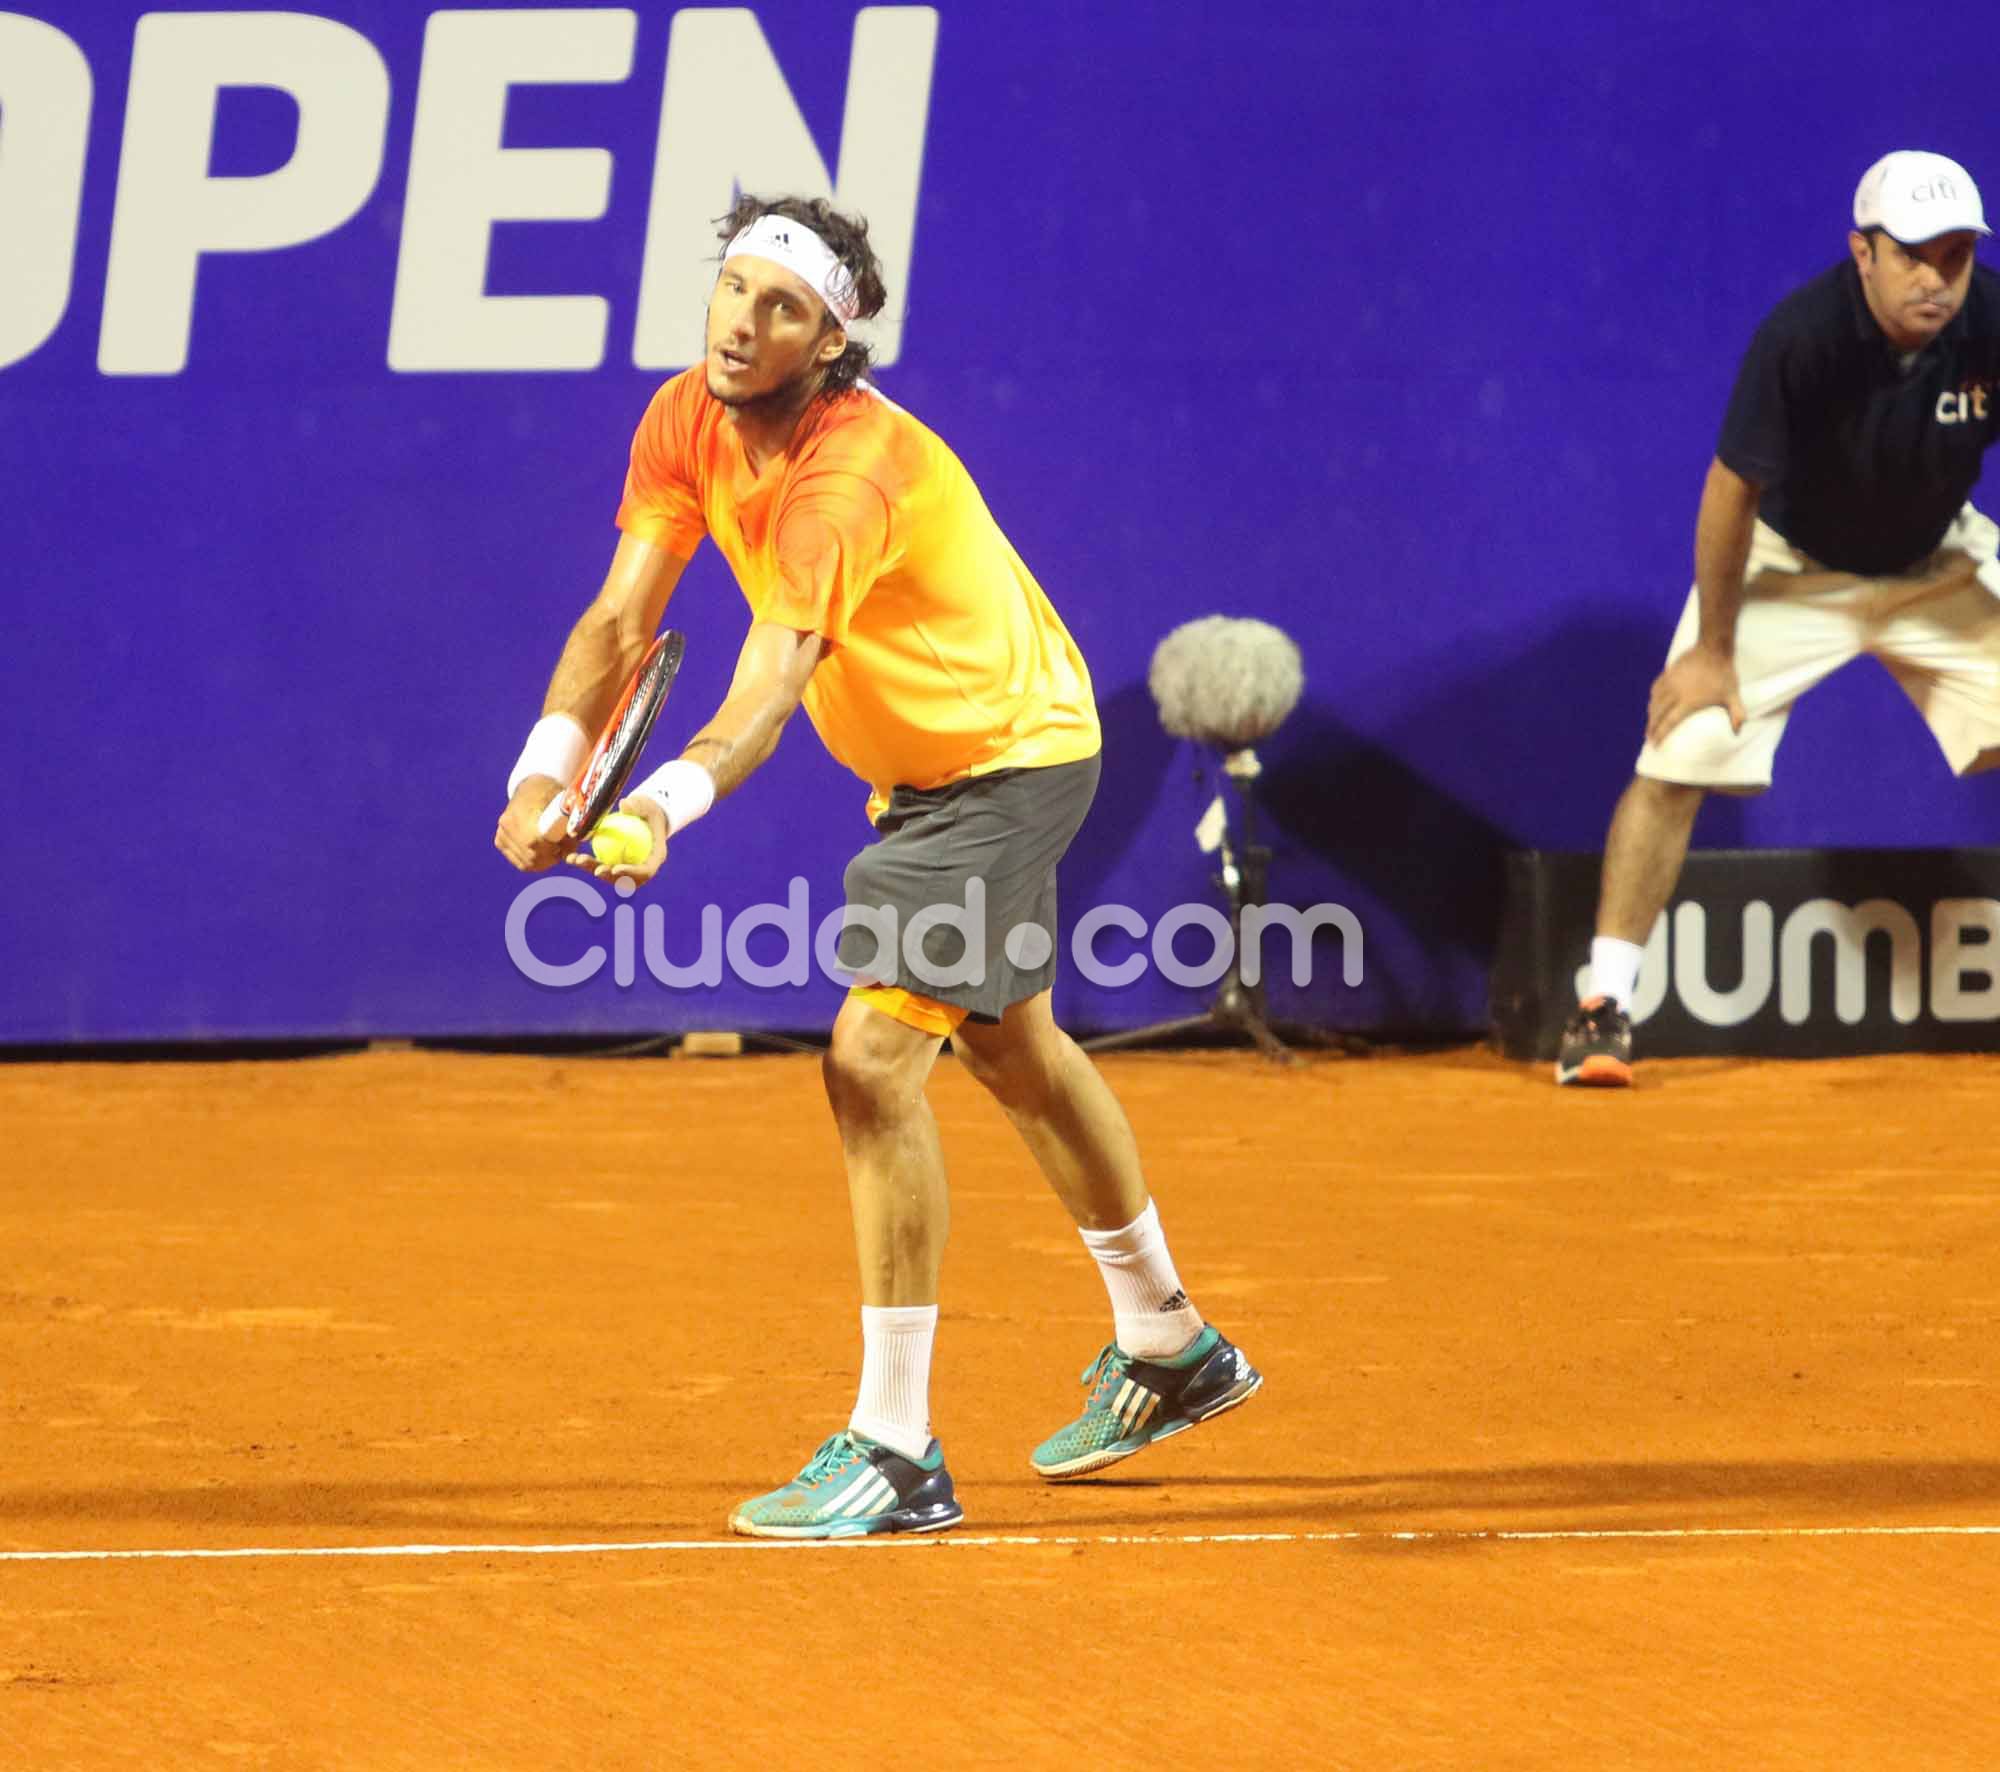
[{"xmin": 1716, "ymin": 259, "xmax": 2000, "ymax": 574}]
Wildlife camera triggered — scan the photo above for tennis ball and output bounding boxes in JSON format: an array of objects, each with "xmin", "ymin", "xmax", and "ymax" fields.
[{"xmin": 589, "ymin": 810, "xmax": 654, "ymax": 867}]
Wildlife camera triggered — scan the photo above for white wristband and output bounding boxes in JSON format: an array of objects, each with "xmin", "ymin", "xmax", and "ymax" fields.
[
  {"xmin": 630, "ymin": 758, "xmax": 717, "ymax": 836},
  {"xmin": 507, "ymin": 714, "xmax": 588, "ymax": 799}
]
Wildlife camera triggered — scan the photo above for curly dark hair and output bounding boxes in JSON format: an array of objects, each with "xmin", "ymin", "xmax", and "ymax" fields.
[{"xmin": 715, "ymin": 194, "xmax": 888, "ymax": 395}]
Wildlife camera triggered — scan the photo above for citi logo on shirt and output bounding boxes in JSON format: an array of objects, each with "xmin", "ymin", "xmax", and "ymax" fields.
[{"xmin": 1936, "ymin": 381, "xmax": 1993, "ymax": 424}]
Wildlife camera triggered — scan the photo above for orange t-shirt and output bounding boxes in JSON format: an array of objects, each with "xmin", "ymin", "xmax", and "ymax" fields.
[{"xmin": 614, "ymin": 370, "xmax": 1100, "ymax": 816}]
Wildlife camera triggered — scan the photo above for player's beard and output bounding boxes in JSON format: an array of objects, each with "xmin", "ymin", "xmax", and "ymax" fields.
[{"xmin": 706, "ymin": 357, "xmax": 824, "ymax": 420}]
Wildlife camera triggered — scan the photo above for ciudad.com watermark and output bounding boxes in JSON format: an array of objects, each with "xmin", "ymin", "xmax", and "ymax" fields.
[{"xmin": 504, "ymin": 874, "xmax": 1364, "ymax": 992}]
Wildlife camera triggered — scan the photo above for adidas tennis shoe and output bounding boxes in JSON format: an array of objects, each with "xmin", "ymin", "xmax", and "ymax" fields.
[
  {"xmin": 1030, "ymin": 1326, "xmax": 1263, "ymax": 1481},
  {"xmin": 729, "ymin": 1430, "xmax": 964, "ymax": 1539}
]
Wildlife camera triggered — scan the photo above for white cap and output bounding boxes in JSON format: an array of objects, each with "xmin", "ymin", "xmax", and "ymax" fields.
[{"xmin": 1853, "ymin": 151, "xmax": 1990, "ymax": 243}]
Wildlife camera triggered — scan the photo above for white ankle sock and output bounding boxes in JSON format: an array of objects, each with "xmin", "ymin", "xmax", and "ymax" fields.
[
  {"xmin": 1589, "ymin": 937, "xmax": 1645, "ymax": 1010},
  {"xmin": 848, "ymin": 1305, "xmax": 936, "ymax": 1460},
  {"xmin": 1077, "ymin": 1200, "xmax": 1204, "ymax": 1359}
]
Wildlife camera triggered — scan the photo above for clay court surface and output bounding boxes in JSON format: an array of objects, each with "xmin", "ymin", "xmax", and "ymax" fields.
[{"xmin": 2, "ymin": 1044, "xmax": 1998, "ymax": 1767}]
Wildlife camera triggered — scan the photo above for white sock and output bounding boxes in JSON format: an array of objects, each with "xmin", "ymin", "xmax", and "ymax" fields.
[
  {"xmin": 1588, "ymin": 936, "xmax": 1645, "ymax": 1010},
  {"xmin": 848, "ymin": 1305, "xmax": 937, "ymax": 1460},
  {"xmin": 1077, "ymin": 1200, "xmax": 1204, "ymax": 1359}
]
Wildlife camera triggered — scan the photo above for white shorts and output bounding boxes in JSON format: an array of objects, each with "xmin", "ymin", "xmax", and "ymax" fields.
[{"xmin": 1637, "ymin": 503, "xmax": 2000, "ymax": 790}]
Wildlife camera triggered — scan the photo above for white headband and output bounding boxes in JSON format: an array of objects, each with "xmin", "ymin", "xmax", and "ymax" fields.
[{"xmin": 721, "ymin": 215, "xmax": 862, "ymax": 326}]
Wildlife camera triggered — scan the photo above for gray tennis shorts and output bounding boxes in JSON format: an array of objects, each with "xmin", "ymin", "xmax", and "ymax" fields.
[{"xmin": 835, "ymin": 752, "xmax": 1102, "ymax": 1021}]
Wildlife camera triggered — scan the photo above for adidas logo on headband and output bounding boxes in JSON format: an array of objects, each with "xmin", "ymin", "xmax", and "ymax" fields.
[{"xmin": 721, "ymin": 214, "xmax": 863, "ymax": 326}]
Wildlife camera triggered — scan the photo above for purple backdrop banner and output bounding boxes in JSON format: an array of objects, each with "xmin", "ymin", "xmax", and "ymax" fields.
[{"xmin": 3, "ymin": 1, "xmax": 1997, "ymax": 1043}]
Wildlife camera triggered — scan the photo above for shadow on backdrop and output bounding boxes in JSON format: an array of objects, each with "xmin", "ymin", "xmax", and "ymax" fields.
[
  {"xmin": 1257, "ymin": 611, "xmax": 1732, "ymax": 1027},
  {"xmin": 1055, "ymin": 611, "xmax": 1756, "ymax": 1035}
]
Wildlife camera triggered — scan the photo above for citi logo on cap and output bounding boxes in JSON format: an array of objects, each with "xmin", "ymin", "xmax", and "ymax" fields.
[{"xmin": 1854, "ymin": 149, "xmax": 1991, "ymax": 241}]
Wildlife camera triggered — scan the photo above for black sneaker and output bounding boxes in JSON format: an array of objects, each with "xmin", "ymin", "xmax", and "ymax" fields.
[{"xmin": 1554, "ymin": 995, "xmax": 1634, "ymax": 1087}]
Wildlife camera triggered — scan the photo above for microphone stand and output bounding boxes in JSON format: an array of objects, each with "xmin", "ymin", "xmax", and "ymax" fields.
[{"xmin": 1081, "ymin": 747, "xmax": 1352, "ymax": 1063}]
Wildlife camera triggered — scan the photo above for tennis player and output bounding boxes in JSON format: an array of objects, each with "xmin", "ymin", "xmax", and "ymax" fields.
[
  {"xmin": 1558, "ymin": 150, "xmax": 2000, "ymax": 1086},
  {"xmin": 494, "ymin": 195, "xmax": 1261, "ymax": 1536}
]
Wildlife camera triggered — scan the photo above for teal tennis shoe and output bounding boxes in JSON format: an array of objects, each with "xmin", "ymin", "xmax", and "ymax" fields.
[
  {"xmin": 1031, "ymin": 1326, "xmax": 1263, "ymax": 1480},
  {"xmin": 729, "ymin": 1430, "xmax": 964, "ymax": 1539}
]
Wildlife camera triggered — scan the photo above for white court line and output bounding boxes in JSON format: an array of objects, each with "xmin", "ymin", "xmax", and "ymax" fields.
[{"xmin": 4, "ymin": 1523, "xmax": 2000, "ymax": 1563}]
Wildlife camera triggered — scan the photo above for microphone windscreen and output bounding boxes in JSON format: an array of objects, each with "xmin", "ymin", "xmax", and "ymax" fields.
[{"xmin": 1147, "ymin": 617, "xmax": 1304, "ymax": 748}]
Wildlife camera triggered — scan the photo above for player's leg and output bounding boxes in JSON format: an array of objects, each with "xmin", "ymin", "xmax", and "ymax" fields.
[
  {"xmin": 1557, "ymin": 543, "xmax": 1866, "ymax": 1087},
  {"xmin": 950, "ymin": 989, "xmax": 1146, "ymax": 1232},
  {"xmin": 953, "ymin": 994, "xmax": 1262, "ymax": 1480},
  {"xmin": 729, "ymin": 989, "xmax": 963, "ymax": 1538},
  {"xmin": 822, "ymin": 988, "xmax": 951, "ymax": 1307}
]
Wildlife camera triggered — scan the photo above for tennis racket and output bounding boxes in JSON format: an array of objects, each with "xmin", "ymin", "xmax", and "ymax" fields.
[{"xmin": 537, "ymin": 630, "xmax": 687, "ymax": 843}]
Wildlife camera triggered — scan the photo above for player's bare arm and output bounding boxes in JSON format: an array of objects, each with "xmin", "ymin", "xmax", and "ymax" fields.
[
  {"xmin": 680, "ymin": 620, "xmax": 826, "ymax": 798},
  {"xmin": 573, "ymin": 620, "xmax": 826, "ymax": 885},
  {"xmin": 541, "ymin": 535, "xmax": 690, "ymax": 734},
  {"xmin": 494, "ymin": 535, "xmax": 690, "ymax": 872},
  {"xmin": 1646, "ymin": 457, "xmax": 1759, "ymax": 746}
]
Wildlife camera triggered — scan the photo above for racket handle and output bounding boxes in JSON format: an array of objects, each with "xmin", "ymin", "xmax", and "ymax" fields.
[{"xmin": 536, "ymin": 792, "xmax": 573, "ymax": 841}]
